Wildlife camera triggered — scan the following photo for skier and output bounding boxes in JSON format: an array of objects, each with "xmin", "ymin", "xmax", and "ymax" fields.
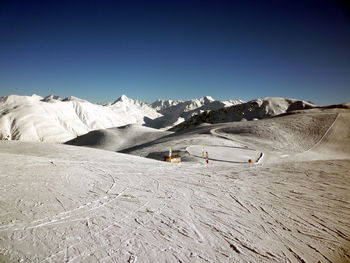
[{"xmin": 205, "ymin": 151, "xmax": 209, "ymax": 164}]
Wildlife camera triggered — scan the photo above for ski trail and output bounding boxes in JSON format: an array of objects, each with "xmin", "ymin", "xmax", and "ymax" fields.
[
  {"xmin": 0, "ymin": 188, "xmax": 128, "ymax": 232},
  {"xmin": 299, "ymin": 113, "xmax": 339, "ymax": 154}
]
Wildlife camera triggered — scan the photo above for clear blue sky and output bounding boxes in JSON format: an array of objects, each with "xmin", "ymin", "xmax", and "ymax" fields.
[{"xmin": 0, "ymin": 0, "xmax": 349, "ymax": 105}]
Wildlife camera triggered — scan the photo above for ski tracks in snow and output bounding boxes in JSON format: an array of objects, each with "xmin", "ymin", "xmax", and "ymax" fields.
[
  {"xmin": 0, "ymin": 187, "xmax": 129, "ymax": 232},
  {"xmin": 36, "ymin": 164, "xmax": 165, "ymax": 262},
  {"xmin": 1, "ymin": 145, "xmax": 350, "ymax": 262}
]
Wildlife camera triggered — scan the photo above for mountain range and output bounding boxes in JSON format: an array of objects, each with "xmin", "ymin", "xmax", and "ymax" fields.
[
  {"xmin": 0, "ymin": 94, "xmax": 244, "ymax": 142},
  {"xmin": 0, "ymin": 94, "xmax": 319, "ymax": 143}
]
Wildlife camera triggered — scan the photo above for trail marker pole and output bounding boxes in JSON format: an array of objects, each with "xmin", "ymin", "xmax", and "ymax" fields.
[{"xmin": 168, "ymin": 147, "xmax": 172, "ymax": 158}]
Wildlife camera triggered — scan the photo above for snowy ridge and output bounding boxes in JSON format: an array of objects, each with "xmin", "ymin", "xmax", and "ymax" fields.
[
  {"xmin": 151, "ymin": 99, "xmax": 184, "ymax": 111},
  {"xmin": 171, "ymin": 97, "xmax": 315, "ymax": 131},
  {"xmin": 110, "ymin": 95, "xmax": 161, "ymax": 120},
  {"xmin": 150, "ymin": 96, "xmax": 242, "ymax": 114},
  {"xmin": 147, "ymin": 96, "xmax": 244, "ymax": 129},
  {"xmin": 41, "ymin": 94, "xmax": 63, "ymax": 102}
]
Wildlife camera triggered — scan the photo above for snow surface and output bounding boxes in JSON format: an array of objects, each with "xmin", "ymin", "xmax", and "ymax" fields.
[{"xmin": 1, "ymin": 107, "xmax": 349, "ymax": 262}]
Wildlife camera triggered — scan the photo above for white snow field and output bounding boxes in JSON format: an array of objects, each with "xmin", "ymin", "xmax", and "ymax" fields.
[{"xmin": 0, "ymin": 106, "xmax": 349, "ymax": 262}]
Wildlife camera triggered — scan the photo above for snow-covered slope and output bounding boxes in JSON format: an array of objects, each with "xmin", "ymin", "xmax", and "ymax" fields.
[
  {"xmin": 171, "ymin": 97, "xmax": 315, "ymax": 131},
  {"xmin": 65, "ymin": 124, "xmax": 172, "ymax": 151},
  {"xmin": 1, "ymin": 107, "xmax": 349, "ymax": 262},
  {"xmin": 0, "ymin": 94, "xmax": 161, "ymax": 143}
]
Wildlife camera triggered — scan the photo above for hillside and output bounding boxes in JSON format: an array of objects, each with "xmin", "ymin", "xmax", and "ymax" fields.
[
  {"xmin": 1, "ymin": 107, "xmax": 349, "ymax": 262},
  {"xmin": 65, "ymin": 124, "xmax": 172, "ymax": 151}
]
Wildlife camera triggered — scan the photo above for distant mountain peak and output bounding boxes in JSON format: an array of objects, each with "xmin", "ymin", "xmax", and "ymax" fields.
[
  {"xmin": 116, "ymin": 94, "xmax": 129, "ymax": 102},
  {"xmin": 112, "ymin": 94, "xmax": 143, "ymax": 106},
  {"xmin": 42, "ymin": 94, "xmax": 62, "ymax": 102},
  {"xmin": 199, "ymin": 96, "xmax": 215, "ymax": 103},
  {"xmin": 62, "ymin": 96, "xmax": 86, "ymax": 102}
]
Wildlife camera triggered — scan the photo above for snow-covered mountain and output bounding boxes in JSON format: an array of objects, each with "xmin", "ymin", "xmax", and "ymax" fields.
[
  {"xmin": 150, "ymin": 99, "xmax": 184, "ymax": 111},
  {"xmin": 151, "ymin": 96, "xmax": 243, "ymax": 113},
  {"xmin": 109, "ymin": 94, "xmax": 161, "ymax": 121},
  {"xmin": 0, "ymin": 94, "xmax": 161, "ymax": 142},
  {"xmin": 0, "ymin": 94, "xmax": 242, "ymax": 142},
  {"xmin": 153, "ymin": 96, "xmax": 215, "ymax": 116},
  {"xmin": 171, "ymin": 97, "xmax": 315, "ymax": 131},
  {"xmin": 147, "ymin": 96, "xmax": 244, "ymax": 129},
  {"xmin": 3, "ymin": 94, "xmax": 312, "ymax": 143}
]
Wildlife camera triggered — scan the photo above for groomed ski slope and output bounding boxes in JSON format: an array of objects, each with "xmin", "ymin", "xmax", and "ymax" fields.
[{"xmin": 0, "ymin": 111, "xmax": 350, "ymax": 262}]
